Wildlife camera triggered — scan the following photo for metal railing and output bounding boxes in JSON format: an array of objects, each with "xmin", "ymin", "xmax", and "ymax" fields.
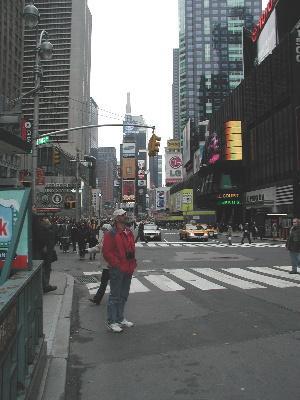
[{"xmin": 0, "ymin": 189, "xmax": 45, "ymax": 400}]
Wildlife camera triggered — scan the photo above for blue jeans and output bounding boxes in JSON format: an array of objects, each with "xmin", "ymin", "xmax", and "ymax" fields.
[
  {"xmin": 289, "ymin": 251, "xmax": 300, "ymax": 272},
  {"xmin": 107, "ymin": 268, "xmax": 132, "ymax": 324}
]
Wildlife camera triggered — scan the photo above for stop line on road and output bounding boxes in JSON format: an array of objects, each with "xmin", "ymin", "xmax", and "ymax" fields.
[
  {"xmin": 83, "ymin": 265, "xmax": 298, "ymax": 296},
  {"xmin": 135, "ymin": 242, "xmax": 285, "ymax": 248}
]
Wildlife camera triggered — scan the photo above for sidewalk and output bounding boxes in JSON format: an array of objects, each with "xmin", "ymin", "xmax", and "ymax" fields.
[{"xmin": 37, "ymin": 271, "xmax": 74, "ymax": 400}]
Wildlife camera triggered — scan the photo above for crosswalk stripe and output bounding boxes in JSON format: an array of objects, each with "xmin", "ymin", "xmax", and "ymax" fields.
[
  {"xmin": 156, "ymin": 243, "xmax": 171, "ymax": 247},
  {"xmin": 130, "ymin": 277, "xmax": 150, "ymax": 293},
  {"xmin": 83, "ymin": 271, "xmax": 101, "ymax": 276},
  {"xmin": 225, "ymin": 268, "xmax": 300, "ymax": 288},
  {"xmin": 146, "ymin": 243, "xmax": 158, "ymax": 247},
  {"xmin": 144, "ymin": 275, "xmax": 185, "ymax": 291},
  {"xmin": 249, "ymin": 267, "xmax": 300, "ymax": 281},
  {"xmin": 134, "ymin": 242, "xmax": 285, "ymax": 248},
  {"xmin": 192, "ymin": 268, "xmax": 266, "ymax": 289},
  {"xmin": 86, "ymin": 282, "xmax": 100, "ymax": 290},
  {"xmin": 273, "ymin": 266, "xmax": 293, "ymax": 271},
  {"xmin": 164, "ymin": 269, "xmax": 226, "ymax": 290}
]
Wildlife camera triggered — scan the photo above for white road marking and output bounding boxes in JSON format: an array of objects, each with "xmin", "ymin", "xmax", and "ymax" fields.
[
  {"xmin": 272, "ymin": 266, "xmax": 293, "ymax": 271},
  {"xmin": 83, "ymin": 271, "xmax": 101, "ymax": 275},
  {"xmin": 144, "ymin": 274, "xmax": 185, "ymax": 291},
  {"xmin": 86, "ymin": 282, "xmax": 100, "ymax": 290},
  {"xmin": 156, "ymin": 243, "xmax": 171, "ymax": 247},
  {"xmin": 129, "ymin": 278, "xmax": 150, "ymax": 293},
  {"xmin": 164, "ymin": 269, "xmax": 226, "ymax": 290},
  {"xmin": 249, "ymin": 267, "xmax": 300, "ymax": 281},
  {"xmin": 146, "ymin": 243, "xmax": 158, "ymax": 247},
  {"xmin": 225, "ymin": 268, "xmax": 300, "ymax": 288},
  {"xmin": 192, "ymin": 268, "xmax": 266, "ymax": 289}
]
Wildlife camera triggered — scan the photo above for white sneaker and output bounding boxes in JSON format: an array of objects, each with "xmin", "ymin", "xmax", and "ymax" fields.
[
  {"xmin": 107, "ymin": 322, "xmax": 123, "ymax": 333},
  {"xmin": 120, "ymin": 319, "xmax": 134, "ymax": 328}
]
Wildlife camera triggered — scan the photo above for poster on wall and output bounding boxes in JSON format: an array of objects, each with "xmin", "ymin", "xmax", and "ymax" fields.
[
  {"xmin": 122, "ymin": 158, "xmax": 136, "ymax": 179},
  {"xmin": 122, "ymin": 180, "xmax": 135, "ymax": 201},
  {"xmin": 181, "ymin": 189, "xmax": 193, "ymax": 212},
  {"xmin": 165, "ymin": 153, "xmax": 183, "ymax": 185},
  {"xmin": 0, "ymin": 189, "xmax": 30, "ymax": 270}
]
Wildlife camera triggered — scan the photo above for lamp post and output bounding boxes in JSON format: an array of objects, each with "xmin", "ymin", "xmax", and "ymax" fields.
[
  {"xmin": 98, "ymin": 192, "xmax": 102, "ymax": 220},
  {"xmin": 23, "ymin": 1, "xmax": 53, "ymax": 205}
]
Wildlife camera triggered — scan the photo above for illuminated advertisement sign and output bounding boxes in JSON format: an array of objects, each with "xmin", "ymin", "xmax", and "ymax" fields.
[
  {"xmin": 224, "ymin": 121, "xmax": 242, "ymax": 161},
  {"xmin": 181, "ymin": 189, "xmax": 193, "ymax": 212},
  {"xmin": 123, "ymin": 143, "xmax": 136, "ymax": 158},
  {"xmin": 0, "ymin": 189, "xmax": 30, "ymax": 270},
  {"xmin": 165, "ymin": 153, "xmax": 183, "ymax": 185},
  {"xmin": 122, "ymin": 180, "xmax": 135, "ymax": 201},
  {"xmin": 167, "ymin": 139, "xmax": 181, "ymax": 150},
  {"xmin": 216, "ymin": 193, "xmax": 241, "ymax": 206},
  {"xmin": 252, "ymin": 0, "xmax": 277, "ymax": 42},
  {"xmin": 122, "ymin": 158, "xmax": 136, "ymax": 179}
]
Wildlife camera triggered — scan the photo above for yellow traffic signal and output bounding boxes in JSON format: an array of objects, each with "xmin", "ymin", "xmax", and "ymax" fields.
[
  {"xmin": 148, "ymin": 133, "xmax": 161, "ymax": 157},
  {"xmin": 52, "ymin": 147, "xmax": 60, "ymax": 166}
]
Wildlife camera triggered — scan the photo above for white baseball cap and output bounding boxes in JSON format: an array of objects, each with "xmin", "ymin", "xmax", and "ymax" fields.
[
  {"xmin": 112, "ymin": 209, "xmax": 127, "ymax": 219},
  {"xmin": 102, "ymin": 223, "xmax": 111, "ymax": 231}
]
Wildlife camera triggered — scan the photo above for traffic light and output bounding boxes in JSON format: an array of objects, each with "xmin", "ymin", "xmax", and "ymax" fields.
[
  {"xmin": 148, "ymin": 133, "xmax": 161, "ymax": 157},
  {"xmin": 52, "ymin": 147, "xmax": 60, "ymax": 166}
]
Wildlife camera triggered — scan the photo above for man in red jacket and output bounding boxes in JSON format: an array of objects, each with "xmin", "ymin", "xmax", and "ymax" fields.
[{"xmin": 102, "ymin": 209, "xmax": 137, "ymax": 333}]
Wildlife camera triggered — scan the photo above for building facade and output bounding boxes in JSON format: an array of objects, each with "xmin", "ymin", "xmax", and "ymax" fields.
[
  {"xmin": 172, "ymin": 48, "xmax": 180, "ymax": 140},
  {"xmin": 178, "ymin": 0, "xmax": 261, "ymax": 133},
  {"xmin": 92, "ymin": 147, "xmax": 117, "ymax": 207},
  {"xmin": 149, "ymin": 155, "xmax": 162, "ymax": 188},
  {"xmin": 89, "ymin": 97, "xmax": 98, "ymax": 151},
  {"xmin": 22, "ymin": 0, "xmax": 92, "ymax": 158}
]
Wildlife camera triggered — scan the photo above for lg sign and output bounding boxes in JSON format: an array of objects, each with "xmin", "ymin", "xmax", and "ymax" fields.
[{"xmin": 169, "ymin": 156, "xmax": 182, "ymax": 169}]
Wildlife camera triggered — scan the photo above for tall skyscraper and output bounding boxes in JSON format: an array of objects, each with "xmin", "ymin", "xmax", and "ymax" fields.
[
  {"xmin": 92, "ymin": 147, "xmax": 117, "ymax": 206},
  {"xmin": 89, "ymin": 97, "xmax": 99, "ymax": 151},
  {"xmin": 149, "ymin": 155, "xmax": 162, "ymax": 188},
  {"xmin": 172, "ymin": 48, "xmax": 180, "ymax": 140},
  {"xmin": 178, "ymin": 0, "xmax": 261, "ymax": 132},
  {"xmin": 0, "ymin": 0, "xmax": 24, "ymax": 111},
  {"xmin": 22, "ymin": 0, "xmax": 92, "ymax": 157}
]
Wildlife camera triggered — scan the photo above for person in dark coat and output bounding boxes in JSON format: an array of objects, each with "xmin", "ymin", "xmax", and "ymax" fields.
[
  {"xmin": 241, "ymin": 222, "xmax": 251, "ymax": 244},
  {"xmin": 32, "ymin": 214, "xmax": 57, "ymax": 292},
  {"xmin": 135, "ymin": 221, "xmax": 145, "ymax": 243},
  {"xmin": 286, "ymin": 217, "xmax": 300, "ymax": 274},
  {"xmin": 77, "ymin": 221, "xmax": 89, "ymax": 259},
  {"xmin": 70, "ymin": 223, "xmax": 78, "ymax": 252}
]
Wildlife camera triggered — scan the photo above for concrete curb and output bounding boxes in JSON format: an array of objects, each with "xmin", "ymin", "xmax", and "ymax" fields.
[{"xmin": 38, "ymin": 274, "xmax": 74, "ymax": 400}]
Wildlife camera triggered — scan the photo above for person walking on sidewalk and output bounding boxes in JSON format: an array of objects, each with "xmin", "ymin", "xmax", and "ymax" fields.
[
  {"xmin": 88, "ymin": 224, "xmax": 111, "ymax": 304},
  {"xmin": 241, "ymin": 223, "xmax": 251, "ymax": 244},
  {"xmin": 135, "ymin": 220, "xmax": 145, "ymax": 243},
  {"xmin": 286, "ymin": 217, "xmax": 300, "ymax": 274},
  {"xmin": 102, "ymin": 209, "xmax": 137, "ymax": 333}
]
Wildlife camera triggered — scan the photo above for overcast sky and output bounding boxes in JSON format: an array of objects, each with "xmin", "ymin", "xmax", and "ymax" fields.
[{"xmin": 88, "ymin": 0, "xmax": 266, "ymax": 160}]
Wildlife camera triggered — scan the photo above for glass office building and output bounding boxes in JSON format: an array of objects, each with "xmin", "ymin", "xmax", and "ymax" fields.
[{"xmin": 179, "ymin": 0, "xmax": 262, "ymax": 131}]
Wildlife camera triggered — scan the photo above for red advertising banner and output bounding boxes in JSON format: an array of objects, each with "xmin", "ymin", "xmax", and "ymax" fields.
[{"xmin": 122, "ymin": 180, "xmax": 135, "ymax": 201}]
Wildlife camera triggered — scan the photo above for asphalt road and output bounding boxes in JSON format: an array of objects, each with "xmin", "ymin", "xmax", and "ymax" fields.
[{"xmin": 52, "ymin": 230, "xmax": 300, "ymax": 400}]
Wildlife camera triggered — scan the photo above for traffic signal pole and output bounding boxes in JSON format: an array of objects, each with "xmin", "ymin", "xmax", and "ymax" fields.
[{"xmin": 75, "ymin": 149, "xmax": 80, "ymax": 222}]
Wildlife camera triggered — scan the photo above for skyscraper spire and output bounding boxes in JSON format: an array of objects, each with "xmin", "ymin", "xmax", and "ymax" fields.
[{"xmin": 126, "ymin": 92, "xmax": 131, "ymax": 114}]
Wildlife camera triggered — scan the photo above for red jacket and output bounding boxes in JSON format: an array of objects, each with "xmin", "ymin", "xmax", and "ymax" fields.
[{"xmin": 102, "ymin": 227, "xmax": 137, "ymax": 274}]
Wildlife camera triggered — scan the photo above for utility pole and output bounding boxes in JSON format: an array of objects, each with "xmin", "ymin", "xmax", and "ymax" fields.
[{"xmin": 75, "ymin": 149, "xmax": 80, "ymax": 222}]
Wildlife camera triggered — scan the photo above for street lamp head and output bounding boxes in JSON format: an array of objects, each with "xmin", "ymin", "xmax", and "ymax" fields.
[
  {"xmin": 40, "ymin": 40, "xmax": 53, "ymax": 60},
  {"xmin": 23, "ymin": 3, "xmax": 40, "ymax": 28}
]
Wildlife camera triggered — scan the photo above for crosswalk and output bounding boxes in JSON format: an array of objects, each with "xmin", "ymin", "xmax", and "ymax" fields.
[
  {"xmin": 83, "ymin": 265, "xmax": 298, "ymax": 296},
  {"xmin": 135, "ymin": 242, "xmax": 285, "ymax": 248}
]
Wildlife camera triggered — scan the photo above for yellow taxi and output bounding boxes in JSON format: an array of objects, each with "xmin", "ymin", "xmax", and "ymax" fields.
[
  {"xmin": 179, "ymin": 224, "xmax": 209, "ymax": 242},
  {"xmin": 201, "ymin": 224, "xmax": 218, "ymax": 239}
]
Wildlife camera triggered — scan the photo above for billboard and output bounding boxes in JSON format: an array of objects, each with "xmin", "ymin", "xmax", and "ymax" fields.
[
  {"xmin": 138, "ymin": 180, "xmax": 146, "ymax": 187},
  {"xmin": 257, "ymin": 9, "xmax": 278, "ymax": 64},
  {"xmin": 122, "ymin": 158, "xmax": 136, "ymax": 179},
  {"xmin": 182, "ymin": 119, "xmax": 191, "ymax": 166},
  {"xmin": 123, "ymin": 143, "xmax": 136, "ymax": 158},
  {"xmin": 122, "ymin": 180, "xmax": 135, "ymax": 201},
  {"xmin": 156, "ymin": 188, "xmax": 169, "ymax": 210},
  {"xmin": 181, "ymin": 189, "xmax": 193, "ymax": 212},
  {"xmin": 165, "ymin": 153, "xmax": 183, "ymax": 185},
  {"xmin": 224, "ymin": 121, "xmax": 243, "ymax": 161},
  {"xmin": 167, "ymin": 139, "xmax": 181, "ymax": 150},
  {"xmin": 202, "ymin": 132, "xmax": 220, "ymax": 165},
  {"xmin": 123, "ymin": 115, "xmax": 140, "ymax": 135},
  {"xmin": 0, "ymin": 189, "xmax": 30, "ymax": 270}
]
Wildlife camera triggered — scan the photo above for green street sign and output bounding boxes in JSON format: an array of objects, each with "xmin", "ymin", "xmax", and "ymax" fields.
[{"xmin": 36, "ymin": 136, "xmax": 50, "ymax": 145}]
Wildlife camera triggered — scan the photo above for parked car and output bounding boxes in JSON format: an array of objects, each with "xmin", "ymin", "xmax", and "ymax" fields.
[
  {"xmin": 143, "ymin": 224, "xmax": 162, "ymax": 241},
  {"xmin": 179, "ymin": 224, "xmax": 209, "ymax": 241}
]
